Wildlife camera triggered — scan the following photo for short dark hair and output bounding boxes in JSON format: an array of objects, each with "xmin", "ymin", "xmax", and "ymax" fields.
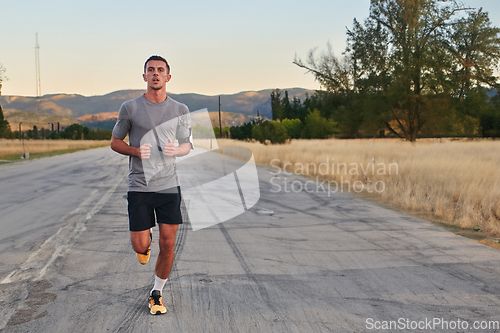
[{"xmin": 144, "ymin": 55, "xmax": 170, "ymax": 74}]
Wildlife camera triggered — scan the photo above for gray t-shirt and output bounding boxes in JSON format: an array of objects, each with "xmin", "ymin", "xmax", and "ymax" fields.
[{"xmin": 112, "ymin": 94, "xmax": 191, "ymax": 192}]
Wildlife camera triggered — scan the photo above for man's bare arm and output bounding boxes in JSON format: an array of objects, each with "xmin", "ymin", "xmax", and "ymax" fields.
[
  {"xmin": 174, "ymin": 142, "xmax": 192, "ymax": 157},
  {"xmin": 110, "ymin": 135, "xmax": 152, "ymax": 159},
  {"xmin": 163, "ymin": 139, "xmax": 191, "ymax": 157}
]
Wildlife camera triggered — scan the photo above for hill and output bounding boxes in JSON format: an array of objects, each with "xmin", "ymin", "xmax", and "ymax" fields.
[
  {"xmin": 76, "ymin": 112, "xmax": 120, "ymax": 130},
  {"xmin": 75, "ymin": 110, "xmax": 259, "ymax": 130},
  {"xmin": 3, "ymin": 109, "xmax": 79, "ymax": 132},
  {"xmin": 0, "ymin": 88, "xmax": 311, "ymax": 121}
]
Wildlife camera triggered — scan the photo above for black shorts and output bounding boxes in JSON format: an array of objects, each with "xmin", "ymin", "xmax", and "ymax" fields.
[{"xmin": 127, "ymin": 187, "xmax": 183, "ymax": 232}]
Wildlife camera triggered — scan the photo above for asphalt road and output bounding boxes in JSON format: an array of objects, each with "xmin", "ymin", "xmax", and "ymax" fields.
[{"xmin": 1, "ymin": 146, "xmax": 500, "ymax": 332}]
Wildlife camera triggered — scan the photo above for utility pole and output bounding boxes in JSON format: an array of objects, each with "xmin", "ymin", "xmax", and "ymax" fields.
[
  {"xmin": 19, "ymin": 122, "xmax": 26, "ymax": 158},
  {"xmin": 218, "ymin": 96, "xmax": 222, "ymax": 139},
  {"xmin": 218, "ymin": 96, "xmax": 227, "ymax": 175}
]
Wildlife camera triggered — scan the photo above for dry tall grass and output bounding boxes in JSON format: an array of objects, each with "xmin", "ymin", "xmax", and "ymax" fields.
[
  {"xmin": 204, "ymin": 138, "xmax": 500, "ymax": 235},
  {"xmin": 0, "ymin": 139, "xmax": 110, "ymax": 157}
]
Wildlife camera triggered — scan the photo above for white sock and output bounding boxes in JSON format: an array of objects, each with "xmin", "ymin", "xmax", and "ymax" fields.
[{"xmin": 151, "ymin": 275, "xmax": 168, "ymax": 296}]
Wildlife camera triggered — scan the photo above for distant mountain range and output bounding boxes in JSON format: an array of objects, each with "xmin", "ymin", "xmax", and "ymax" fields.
[
  {"xmin": 3, "ymin": 109, "xmax": 79, "ymax": 132},
  {"xmin": 0, "ymin": 87, "xmax": 312, "ymax": 121}
]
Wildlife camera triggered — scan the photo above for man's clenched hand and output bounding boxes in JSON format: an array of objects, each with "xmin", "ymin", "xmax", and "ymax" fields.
[
  {"xmin": 139, "ymin": 143, "xmax": 153, "ymax": 159},
  {"xmin": 163, "ymin": 138, "xmax": 175, "ymax": 157}
]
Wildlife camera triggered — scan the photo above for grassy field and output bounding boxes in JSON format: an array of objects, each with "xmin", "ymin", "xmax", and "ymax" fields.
[
  {"xmin": 197, "ymin": 138, "xmax": 500, "ymax": 237},
  {"xmin": 0, "ymin": 139, "xmax": 110, "ymax": 161}
]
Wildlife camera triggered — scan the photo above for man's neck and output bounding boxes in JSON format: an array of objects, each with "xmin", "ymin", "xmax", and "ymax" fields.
[{"xmin": 144, "ymin": 89, "xmax": 167, "ymax": 103}]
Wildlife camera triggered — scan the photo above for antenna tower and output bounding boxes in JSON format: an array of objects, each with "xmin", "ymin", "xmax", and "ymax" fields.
[{"xmin": 35, "ymin": 33, "xmax": 41, "ymax": 98}]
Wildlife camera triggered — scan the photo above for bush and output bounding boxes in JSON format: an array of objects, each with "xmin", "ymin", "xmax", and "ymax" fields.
[
  {"xmin": 281, "ymin": 118, "xmax": 302, "ymax": 139},
  {"xmin": 213, "ymin": 126, "xmax": 229, "ymax": 138},
  {"xmin": 58, "ymin": 123, "xmax": 112, "ymax": 140},
  {"xmin": 302, "ymin": 109, "xmax": 339, "ymax": 139},
  {"xmin": 230, "ymin": 122, "xmax": 254, "ymax": 140},
  {"xmin": 481, "ymin": 113, "xmax": 500, "ymax": 137},
  {"xmin": 252, "ymin": 120, "xmax": 289, "ymax": 144}
]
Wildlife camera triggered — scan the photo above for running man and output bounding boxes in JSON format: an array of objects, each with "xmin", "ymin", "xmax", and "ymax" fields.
[{"xmin": 110, "ymin": 55, "xmax": 192, "ymax": 315}]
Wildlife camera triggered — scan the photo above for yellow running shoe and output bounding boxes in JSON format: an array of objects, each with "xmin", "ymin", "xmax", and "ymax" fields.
[
  {"xmin": 136, "ymin": 248, "xmax": 150, "ymax": 265},
  {"xmin": 148, "ymin": 290, "xmax": 167, "ymax": 315},
  {"xmin": 136, "ymin": 228, "xmax": 153, "ymax": 265}
]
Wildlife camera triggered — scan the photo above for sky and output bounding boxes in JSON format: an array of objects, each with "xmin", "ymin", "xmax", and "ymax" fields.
[{"xmin": 1, "ymin": 0, "xmax": 499, "ymax": 97}]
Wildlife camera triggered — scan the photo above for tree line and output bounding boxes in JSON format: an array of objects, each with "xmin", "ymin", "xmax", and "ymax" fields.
[
  {"xmin": 0, "ymin": 104, "xmax": 112, "ymax": 140},
  {"xmin": 229, "ymin": 90, "xmax": 341, "ymax": 144},
  {"xmin": 230, "ymin": 0, "xmax": 500, "ymax": 142}
]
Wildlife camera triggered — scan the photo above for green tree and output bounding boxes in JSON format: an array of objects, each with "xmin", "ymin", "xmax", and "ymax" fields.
[
  {"xmin": 479, "ymin": 90, "xmax": 500, "ymax": 137},
  {"xmin": 294, "ymin": 42, "xmax": 356, "ymax": 94},
  {"xmin": 230, "ymin": 121, "xmax": 255, "ymax": 140},
  {"xmin": 213, "ymin": 126, "xmax": 229, "ymax": 139},
  {"xmin": 302, "ymin": 109, "xmax": 339, "ymax": 139},
  {"xmin": 282, "ymin": 91, "xmax": 292, "ymax": 119},
  {"xmin": 296, "ymin": 0, "xmax": 500, "ymax": 141},
  {"xmin": 281, "ymin": 118, "xmax": 302, "ymax": 139},
  {"xmin": 445, "ymin": 9, "xmax": 500, "ymax": 99},
  {"xmin": 346, "ymin": 0, "xmax": 472, "ymax": 141},
  {"xmin": 271, "ymin": 89, "xmax": 285, "ymax": 120},
  {"xmin": 32, "ymin": 125, "xmax": 39, "ymax": 139},
  {"xmin": 72, "ymin": 124, "xmax": 87, "ymax": 139},
  {"xmin": 0, "ymin": 63, "xmax": 11, "ymax": 138},
  {"xmin": 229, "ymin": 125, "xmax": 243, "ymax": 140},
  {"xmin": 0, "ymin": 104, "xmax": 12, "ymax": 138},
  {"xmin": 294, "ymin": 46, "xmax": 367, "ymax": 138},
  {"xmin": 60, "ymin": 123, "xmax": 101, "ymax": 140},
  {"xmin": 252, "ymin": 121, "xmax": 289, "ymax": 144}
]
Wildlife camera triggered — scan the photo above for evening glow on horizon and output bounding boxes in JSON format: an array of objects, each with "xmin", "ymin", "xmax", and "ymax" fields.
[{"xmin": 1, "ymin": 0, "xmax": 499, "ymax": 97}]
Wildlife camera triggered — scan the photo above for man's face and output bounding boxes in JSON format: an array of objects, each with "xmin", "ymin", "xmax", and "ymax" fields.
[{"xmin": 143, "ymin": 60, "xmax": 171, "ymax": 91}]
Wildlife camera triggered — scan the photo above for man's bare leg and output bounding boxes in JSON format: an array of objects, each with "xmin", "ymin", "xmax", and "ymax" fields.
[
  {"xmin": 155, "ymin": 223, "xmax": 178, "ymax": 279},
  {"xmin": 130, "ymin": 229, "xmax": 151, "ymax": 255},
  {"xmin": 130, "ymin": 224, "xmax": 177, "ymax": 314}
]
